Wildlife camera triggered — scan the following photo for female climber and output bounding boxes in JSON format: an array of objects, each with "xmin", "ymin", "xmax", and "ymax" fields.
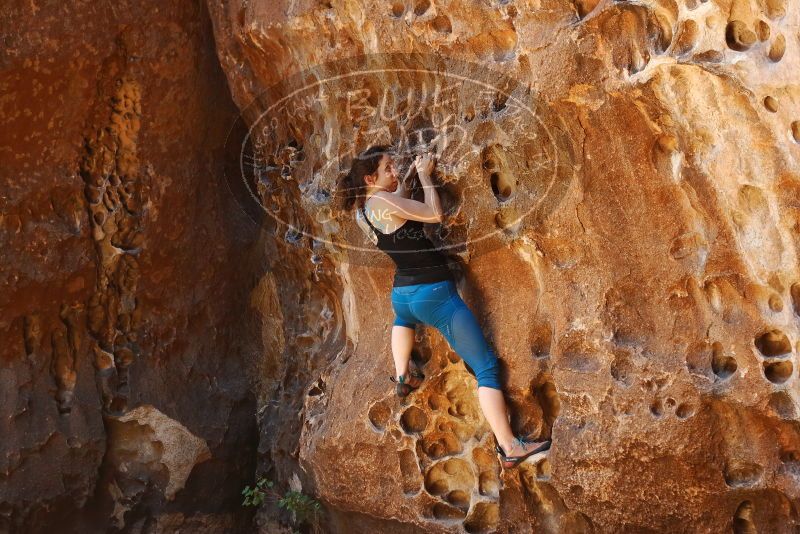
[{"xmin": 342, "ymin": 144, "xmax": 551, "ymax": 469}]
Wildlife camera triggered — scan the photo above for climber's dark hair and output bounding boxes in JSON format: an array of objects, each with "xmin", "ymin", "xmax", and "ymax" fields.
[{"xmin": 340, "ymin": 144, "xmax": 392, "ymax": 211}]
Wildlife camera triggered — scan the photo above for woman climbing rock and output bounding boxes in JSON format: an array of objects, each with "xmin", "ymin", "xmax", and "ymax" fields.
[{"xmin": 343, "ymin": 144, "xmax": 551, "ymax": 469}]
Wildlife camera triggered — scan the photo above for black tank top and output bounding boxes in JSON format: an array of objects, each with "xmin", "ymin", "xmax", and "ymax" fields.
[{"xmin": 360, "ymin": 199, "xmax": 455, "ymax": 287}]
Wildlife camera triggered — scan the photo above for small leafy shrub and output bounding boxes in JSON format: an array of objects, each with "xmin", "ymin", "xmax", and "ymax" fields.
[
  {"xmin": 279, "ymin": 490, "xmax": 322, "ymax": 525},
  {"xmin": 242, "ymin": 477, "xmax": 322, "ymax": 532},
  {"xmin": 242, "ymin": 477, "xmax": 273, "ymax": 507}
]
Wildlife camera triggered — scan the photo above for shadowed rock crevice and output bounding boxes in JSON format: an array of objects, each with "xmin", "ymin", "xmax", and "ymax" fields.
[{"xmin": 1, "ymin": 0, "xmax": 259, "ymax": 531}]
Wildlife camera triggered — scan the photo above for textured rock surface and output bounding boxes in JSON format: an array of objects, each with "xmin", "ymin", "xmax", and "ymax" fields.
[
  {"xmin": 0, "ymin": 0, "xmax": 260, "ymax": 531},
  {"xmin": 207, "ymin": 0, "xmax": 800, "ymax": 532},
  {"xmin": 108, "ymin": 405, "xmax": 212, "ymax": 504},
  {"xmin": 4, "ymin": 0, "xmax": 800, "ymax": 531}
]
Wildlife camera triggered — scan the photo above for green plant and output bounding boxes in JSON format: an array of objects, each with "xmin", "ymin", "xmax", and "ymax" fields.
[
  {"xmin": 242, "ymin": 477, "xmax": 322, "ymax": 532},
  {"xmin": 241, "ymin": 477, "xmax": 273, "ymax": 507},
  {"xmin": 279, "ymin": 489, "xmax": 322, "ymax": 525}
]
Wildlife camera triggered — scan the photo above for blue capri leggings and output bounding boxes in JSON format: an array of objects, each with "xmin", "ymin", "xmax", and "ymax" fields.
[{"xmin": 390, "ymin": 279, "xmax": 502, "ymax": 390}]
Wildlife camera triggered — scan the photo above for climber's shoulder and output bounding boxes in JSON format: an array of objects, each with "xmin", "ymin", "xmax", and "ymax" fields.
[
  {"xmin": 369, "ymin": 190, "xmax": 398, "ymax": 202},
  {"xmin": 365, "ymin": 191, "xmax": 397, "ymax": 212}
]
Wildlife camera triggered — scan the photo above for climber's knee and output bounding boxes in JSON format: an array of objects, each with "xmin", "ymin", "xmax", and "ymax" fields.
[{"xmin": 475, "ymin": 356, "xmax": 501, "ymax": 390}]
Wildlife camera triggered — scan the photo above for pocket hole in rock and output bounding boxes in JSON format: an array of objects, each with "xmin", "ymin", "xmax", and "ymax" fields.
[
  {"xmin": 676, "ymin": 403, "xmax": 695, "ymax": 419},
  {"xmin": 611, "ymin": 350, "xmax": 635, "ymax": 386},
  {"xmin": 491, "ymin": 173, "xmax": 514, "ymax": 202},
  {"xmin": 478, "ymin": 471, "xmax": 499, "ymax": 497},
  {"xmin": 390, "ymin": 1, "xmax": 405, "ymax": 17},
  {"xmin": 401, "ymin": 405, "xmax": 429, "ymax": 433},
  {"xmin": 368, "ymin": 401, "xmax": 391, "ymax": 431},
  {"xmin": 446, "ymin": 489, "xmax": 470, "ymax": 511},
  {"xmin": 768, "ymin": 33, "xmax": 786, "ymax": 62},
  {"xmin": 755, "ymin": 20, "xmax": 770, "ymax": 41},
  {"xmin": 424, "ymin": 458, "xmax": 473, "ymax": 496},
  {"xmin": 711, "ymin": 342, "xmax": 738, "ymax": 380},
  {"xmin": 463, "ymin": 501, "xmax": 499, "ymax": 534},
  {"xmin": 672, "ymin": 19, "xmax": 699, "ymax": 56},
  {"xmin": 422, "ymin": 433, "xmax": 462, "ymax": 459},
  {"xmin": 398, "ymin": 448, "xmax": 422, "ymax": 494},
  {"xmin": 413, "ymin": 0, "xmax": 430, "ymax": 16},
  {"xmin": 463, "ymin": 106, "xmax": 475, "ymax": 122},
  {"xmin": 495, "ymin": 206, "xmax": 521, "ymax": 234},
  {"xmin": 724, "ymin": 462, "xmax": 763, "ymax": 487},
  {"xmin": 790, "ymin": 282, "xmax": 800, "ymax": 315},
  {"xmin": 649, "ymin": 12, "xmax": 673, "ymax": 53},
  {"xmin": 733, "ymin": 500, "xmax": 756, "ymax": 534},
  {"xmin": 437, "ymin": 419, "xmax": 454, "ymax": 433},
  {"xmin": 764, "ymin": 96, "xmax": 778, "ymax": 113},
  {"xmin": 432, "ymin": 502, "xmax": 467, "ymax": 520},
  {"xmin": 492, "ymin": 92, "xmax": 508, "ymax": 113},
  {"xmin": 481, "ymin": 145, "xmax": 516, "ymax": 202},
  {"xmin": 650, "ymin": 399, "xmax": 664, "ymax": 417},
  {"xmin": 725, "ymin": 20, "xmax": 756, "ymax": 52},
  {"xmin": 531, "ymin": 322, "xmax": 553, "ymax": 359},
  {"xmin": 533, "ymin": 377, "xmax": 560, "ymax": 435},
  {"xmin": 431, "ymin": 14, "xmax": 451, "ymax": 33},
  {"xmin": 763, "ymin": 360, "xmax": 793, "ymax": 384},
  {"xmin": 473, "ymin": 448, "xmax": 500, "ymax": 497},
  {"xmin": 768, "ymin": 293, "xmax": 783, "ymax": 312},
  {"xmin": 754, "ymin": 329, "xmax": 792, "ymax": 358}
]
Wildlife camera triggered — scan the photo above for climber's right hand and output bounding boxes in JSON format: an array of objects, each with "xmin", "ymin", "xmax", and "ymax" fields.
[{"xmin": 414, "ymin": 153, "xmax": 435, "ymax": 179}]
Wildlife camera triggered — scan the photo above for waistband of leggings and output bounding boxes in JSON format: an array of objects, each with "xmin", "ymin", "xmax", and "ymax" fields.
[{"xmin": 392, "ymin": 278, "xmax": 455, "ymax": 290}]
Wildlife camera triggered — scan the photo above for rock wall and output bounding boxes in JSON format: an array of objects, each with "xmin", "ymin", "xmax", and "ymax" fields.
[
  {"xmin": 0, "ymin": 0, "xmax": 261, "ymax": 531},
  {"xmin": 4, "ymin": 0, "xmax": 800, "ymax": 531},
  {"xmin": 207, "ymin": 0, "xmax": 800, "ymax": 532}
]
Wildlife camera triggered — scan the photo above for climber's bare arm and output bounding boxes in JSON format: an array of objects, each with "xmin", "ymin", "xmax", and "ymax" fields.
[
  {"xmin": 394, "ymin": 162, "xmax": 416, "ymax": 199},
  {"xmin": 417, "ymin": 166, "xmax": 443, "ymax": 221},
  {"xmin": 370, "ymin": 153, "xmax": 442, "ymax": 223},
  {"xmin": 395, "ymin": 177, "xmax": 411, "ymax": 198},
  {"xmin": 372, "ymin": 191, "xmax": 442, "ymax": 223}
]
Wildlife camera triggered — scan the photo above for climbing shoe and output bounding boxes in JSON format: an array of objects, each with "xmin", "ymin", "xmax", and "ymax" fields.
[
  {"xmin": 494, "ymin": 435, "xmax": 551, "ymax": 469},
  {"xmin": 389, "ymin": 364, "xmax": 425, "ymax": 398}
]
